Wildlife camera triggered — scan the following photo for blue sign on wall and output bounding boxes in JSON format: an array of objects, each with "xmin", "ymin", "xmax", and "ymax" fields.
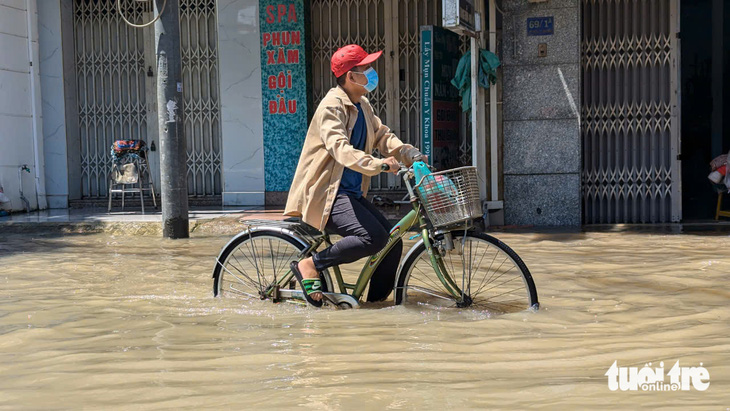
[
  {"xmin": 260, "ymin": 0, "xmax": 307, "ymax": 192},
  {"xmin": 527, "ymin": 16, "xmax": 554, "ymax": 36},
  {"xmin": 421, "ymin": 26, "xmax": 461, "ymax": 170},
  {"xmin": 421, "ymin": 27, "xmax": 432, "ymax": 162}
]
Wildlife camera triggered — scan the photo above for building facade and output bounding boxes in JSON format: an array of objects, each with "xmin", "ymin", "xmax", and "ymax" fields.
[
  {"xmin": 1, "ymin": 0, "xmax": 727, "ymax": 225},
  {"xmin": 0, "ymin": 0, "xmax": 48, "ymax": 212}
]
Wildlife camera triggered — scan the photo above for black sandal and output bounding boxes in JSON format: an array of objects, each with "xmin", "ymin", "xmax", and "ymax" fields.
[{"xmin": 290, "ymin": 261, "xmax": 323, "ymax": 308}]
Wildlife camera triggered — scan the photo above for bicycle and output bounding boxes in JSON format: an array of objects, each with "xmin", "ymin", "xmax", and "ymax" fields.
[{"xmin": 212, "ymin": 161, "xmax": 539, "ymax": 312}]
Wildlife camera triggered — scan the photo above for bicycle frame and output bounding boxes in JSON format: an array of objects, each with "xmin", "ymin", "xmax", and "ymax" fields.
[{"xmin": 333, "ymin": 203, "xmax": 421, "ymax": 299}]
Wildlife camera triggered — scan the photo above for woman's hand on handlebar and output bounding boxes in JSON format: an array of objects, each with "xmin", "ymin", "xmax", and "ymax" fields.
[
  {"xmin": 410, "ymin": 152, "xmax": 428, "ymax": 164},
  {"xmin": 381, "ymin": 157, "xmax": 401, "ymax": 174}
]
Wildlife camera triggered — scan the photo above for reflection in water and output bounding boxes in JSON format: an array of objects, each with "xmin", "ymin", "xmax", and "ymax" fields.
[{"xmin": 0, "ymin": 231, "xmax": 728, "ymax": 408}]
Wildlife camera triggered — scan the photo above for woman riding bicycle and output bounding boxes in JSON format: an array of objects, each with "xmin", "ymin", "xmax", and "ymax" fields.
[{"xmin": 284, "ymin": 44, "xmax": 425, "ymax": 307}]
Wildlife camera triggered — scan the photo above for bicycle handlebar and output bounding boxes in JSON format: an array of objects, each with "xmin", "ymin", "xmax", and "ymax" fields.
[
  {"xmin": 380, "ymin": 158, "xmax": 431, "ymax": 175},
  {"xmin": 377, "ymin": 157, "xmax": 435, "ymax": 202},
  {"xmin": 380, "ymin": 162, "xmax": 412, "ymax": 175}
]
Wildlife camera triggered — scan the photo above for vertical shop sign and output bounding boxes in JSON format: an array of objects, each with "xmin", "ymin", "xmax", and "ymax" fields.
[
  {"xmin": 421, "ymin": 26, "xmax": 461, "ymax": 170},
  {"xmin": 421, "ymin": 27, "xmax": 433, "ymax": 163},
  {"xmin": 260, "ymin": 0, "xmax": 307, "ymax": 191}
]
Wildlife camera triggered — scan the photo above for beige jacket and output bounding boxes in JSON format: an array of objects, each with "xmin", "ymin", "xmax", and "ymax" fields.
[{"xmin": 284, "ymin": 86, "xmax": 418, "ymax": 230}]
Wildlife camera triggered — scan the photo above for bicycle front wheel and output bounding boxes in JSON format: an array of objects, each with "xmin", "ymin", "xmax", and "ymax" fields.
[{"xmin": 394, "ymin": 231, "xmax": 538, "ymax": 313}]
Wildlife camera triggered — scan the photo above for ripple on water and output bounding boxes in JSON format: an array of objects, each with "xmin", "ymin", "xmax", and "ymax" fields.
[{"xmin": 0, "ymin": 231, "xmax": 728, "ymax": 408}]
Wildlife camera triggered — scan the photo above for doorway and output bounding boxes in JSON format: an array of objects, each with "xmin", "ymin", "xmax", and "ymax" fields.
[
  {"xmin": 680, "ymin": 0, "xmax": 730, "ymax": 220},
  {"xmin": 70, "ymin": 0, "xmax": 222, "ymax": 201},
  {"xmin": 581, "ymin": 0, "xmax": 680, "ymax": 224}
]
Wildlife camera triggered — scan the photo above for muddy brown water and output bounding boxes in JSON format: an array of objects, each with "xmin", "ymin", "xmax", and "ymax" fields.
[{"xmin": 0, "ymin": 230, "xmax": 728, "ymax": 409}]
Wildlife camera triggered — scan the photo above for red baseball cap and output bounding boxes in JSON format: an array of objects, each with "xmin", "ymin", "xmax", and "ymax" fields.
[{"xmin": 331, "ymin": 44, "xmax": 383, "ymax": 78}]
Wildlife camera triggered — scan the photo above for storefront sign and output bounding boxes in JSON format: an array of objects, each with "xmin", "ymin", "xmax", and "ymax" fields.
[
  {"xmin": 421, "ymin": 26, "xmax": 461, "ymax": 169},
  {"xmin": 260, "ymin": 0, "xmax": 307, "ymax": 191},
  {"xmin": 421, "ymin": 27, "xmax": 432, "ymax": 162}
]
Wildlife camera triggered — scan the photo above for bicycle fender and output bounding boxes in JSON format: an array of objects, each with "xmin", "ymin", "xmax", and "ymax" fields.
[{"xmin": 213, "ymin": 224, "xmax": 316, "ymax": 278}]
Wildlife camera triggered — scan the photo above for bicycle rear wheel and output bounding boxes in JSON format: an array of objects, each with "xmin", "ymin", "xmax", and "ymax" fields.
[
  {"xmin": 213, "ymin": 230, "xmax": 332, "ymax": 301},
  {"xmin": 394, "ymin": 231, "xmax": 538, "ymax": 313}
]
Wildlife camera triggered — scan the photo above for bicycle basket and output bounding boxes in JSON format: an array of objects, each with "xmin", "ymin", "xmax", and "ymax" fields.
[{"xmin": 415, "ymin": 166, "xmax": 482, "ymax": 228}]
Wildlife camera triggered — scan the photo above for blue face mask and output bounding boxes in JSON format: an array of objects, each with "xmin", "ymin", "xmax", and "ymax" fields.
[{"xmin": 352, "ymin": 67, "xmax": 379, "ymax": 92}]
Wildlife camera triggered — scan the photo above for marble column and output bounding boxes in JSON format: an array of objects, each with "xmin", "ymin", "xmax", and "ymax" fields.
[
  {"xmin": 217, "ymin": 0, "xmax": 266, "ymax": 206},
  {"xmin": 38, "ymin": 0, "xmax": 68, "ymax": 209},
  {"xmin": 501, "ymin": 0, "xmax": 581, "ymax": 226}
]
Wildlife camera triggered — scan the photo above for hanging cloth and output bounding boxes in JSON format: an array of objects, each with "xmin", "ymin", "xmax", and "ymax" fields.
[{"xmin": 450, "ymin": 49, "xmax": 500, "ymax": 114}]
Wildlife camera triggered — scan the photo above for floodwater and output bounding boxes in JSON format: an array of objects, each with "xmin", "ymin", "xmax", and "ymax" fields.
[{"xmin": 0, "ymin": 229, "xmax": 728, "ymax": 409}]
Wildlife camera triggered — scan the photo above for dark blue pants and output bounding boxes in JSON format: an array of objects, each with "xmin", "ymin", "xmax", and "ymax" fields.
[{"xmin": 312, "ymin": 193, "xmax": 403, "ymax": 302}]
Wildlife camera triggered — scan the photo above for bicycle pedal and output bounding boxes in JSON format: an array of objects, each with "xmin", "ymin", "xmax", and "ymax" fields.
[{"xmin": 321, "ymin": 293, "xmax": 338, "ymax": 307}]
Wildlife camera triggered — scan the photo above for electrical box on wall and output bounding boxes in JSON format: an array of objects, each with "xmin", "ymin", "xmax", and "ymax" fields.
[{"xmin": 442, "ymin": 0, "xmax": 477, "ymax": 36}]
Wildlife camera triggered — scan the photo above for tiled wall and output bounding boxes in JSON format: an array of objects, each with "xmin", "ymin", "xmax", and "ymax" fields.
[{"xmin": 0, "ymin": 0, "xmax": 44, "ymax": 211}]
